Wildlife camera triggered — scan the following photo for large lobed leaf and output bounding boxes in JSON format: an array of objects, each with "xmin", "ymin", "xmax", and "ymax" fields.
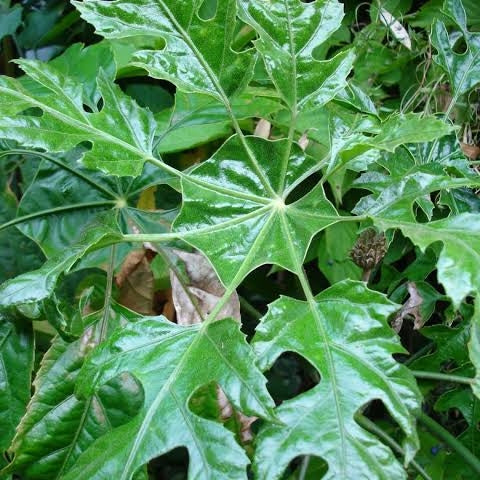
[
  {"xmin": 0, "ymin": 61, "xmax": 156, "ymax": 176},
  {"xmin": 252, "ymin": 281, "xmax": 421, "ymax": 479},
  {"xmin": 237, "ymin": 0, "xmax": 355, "ymax": 113},
  {"xmin": 432, "ymin": 0, "xmax": 480, "ymax": 98},
  {"xmin": 60, "ymin": 316, "xmax": 274, "ymax": 480},
  {"xmin": 174, "ymin": 135, "xmax": 340, "ymax": 286},
  {"xmin": 376, "ymin": 214, "xmax": 480, "ymax": 308},
  {"xmin": 74, "ymin": 0, "xmax": 255, "ymax": 100}
]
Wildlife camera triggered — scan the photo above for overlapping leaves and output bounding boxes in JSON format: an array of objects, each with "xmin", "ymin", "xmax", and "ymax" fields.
[
  {"xmin": 0, "ymin": 214, "xmax": 122, "ymax": 310},
  {"xmin": 1, "ymin": 0, "xmax": 480, "ymax": 479},
  {"xmin": 174, "ymin": 135, "xmax": 340, "ymax": 285},
  {"xmin": 61, "ymin": 316, "xmax": 274, "ymax": 480},
  {"xmin": 432, "ymin": 0, "xmax": 480, "ymax": 98},
  {"xmin": 5, "ymin": 305, "xmax": 144, "ymax": 480}
]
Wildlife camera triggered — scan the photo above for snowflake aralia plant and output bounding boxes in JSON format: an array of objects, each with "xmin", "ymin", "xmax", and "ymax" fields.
[{"xmin": 1, "ymin": 0, "xmax": 480, "ymax": 479}]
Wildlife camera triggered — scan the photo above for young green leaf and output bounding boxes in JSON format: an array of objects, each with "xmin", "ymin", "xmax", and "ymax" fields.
[
  {"xmin": 62, "ymin": 316, "xmax": 275, "ymax": 480},
  {"xmin": 252, "ymin": 281, "xmax": 421, "ymax": 479},
  {"xmin": 238, "ymin": 0, "xmax": 355, "ymax": 113}
]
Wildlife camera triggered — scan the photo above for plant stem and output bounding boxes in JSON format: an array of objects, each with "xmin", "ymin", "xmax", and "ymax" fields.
[
  {"xmin": 0, "ymin": 201, "xmax": 116, "ymax": 233},
  {"xmin": 418, "ymin": 412, "xmax": 480, "ymax": 475},
  {"xmin": 98, "ymin": 245, "xmax": 117, "ymax": 343},
  {"xmin": 412, "ymin": 370, "xmax": 474, "ymax": 385},
  {"xmin": 357, "ymin": 415, "xmax": 432, "ymax": 480},
  {"xmin": 122, "ymin": 232, "xmax": 181, "ymax": 243},
  {"xmin": 239, "ymin": 296, "xmax": 263, "ymax": 321},
  {"xmin": 403, "ymin": 342, "xmax": 434, "ymax": 366}
]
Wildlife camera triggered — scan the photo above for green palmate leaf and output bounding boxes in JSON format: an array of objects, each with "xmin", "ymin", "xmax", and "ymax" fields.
[
  {"xmin": 432, "ymin": 0, "xmax": 480, "ymax": 99},
  {"xmin": 0, "ymin": 61, "xmax": 157, "ymax": 176},
  {"xmin": 252, "ymin": 281, "xmax": 421, "ymax": 479},
  {"xmin": 0, "ymin": 317, "xmax": 34, "ymax": 453},
  {"xmin": 6, "ymin": 305, "xmax": 145, "ymax": 480},
  {"xmin": 0, "ymin": 214, "xmax": 122, "ymax": 310},
  {"xmin": 7, "ymin": 148, "xmax": 174, "ymax": 260},
  {"xmin": 353, "ymin": 146, "xmax": 480, "ymax": 222},
  {"xmin": 61, "ymin": 316, "xmax": 275, "ymax": 480},
  {"xmin": 309, "ymin": 110, "xmax": 454, "ymax": 178},
  {"xmin": 237, "ymin": 0, "xmax": 355, "ymax": 113},
  {"xmin": 155, "ymin": 91, "xmax": 281, "ymax": 153},
  {"xmin": 174, "ymin": 135, "xmax": 340, "ymax": 286},
  {"xmin": 376, "ymin": 214, "xmax": 480, "ymax": 307},
  {"xmin": 74, "ymin": 0, "xmax": 255, "ymax": 100}
]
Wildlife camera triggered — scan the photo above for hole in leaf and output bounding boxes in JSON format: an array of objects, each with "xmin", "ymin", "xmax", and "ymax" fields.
[
  {"xmin": 264, "ymin": 352, "xmax": 319, "ymax": 405},
  {"xmin": 19, "ymin": 106, "xmax": 43, "ymax": 117},
  {"xmin": 452, "ymin": 34, "xmax": 468, "ymax": 55},
  {"xmin": 189, "ymin": 382, "xmax": 221, "ymax": 421},
  {"xmin": 96, "ymin": 97, "xmax": 104, "ymax": 112},
  {"xmin": 96, "ymin": 371, "xmax": 145, "ymax": 428},
  {"xmin": 285, "ymin": 455, "xmax": 328, "ymax": 479},
  {"xmin": 83, "ymin": 104, "xmax": 94, "ymax": 114},
  {"xmin": 147, "ymin": 446, "xmax": 189, "ymax": 479},
  {"xmin": 285, "ymin": 171, "xmax": 322, "ymax": 205},
  {"xmin": 118, "ymin": 76, "xmax": 175, "ymax": 113},
  {"xmin": 198, "ymin": 0, "xmax": 217, "ymax": 21}
]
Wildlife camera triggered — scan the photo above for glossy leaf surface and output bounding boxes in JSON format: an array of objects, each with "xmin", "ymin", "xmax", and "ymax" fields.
[
  {"xmin": 74, "ymin": 0, "xmax": 254, "ymax": 99},
  {"xmin": 14, "ymin": 149, "xmax": 173, "ymax": 259},
  {"xmin": 155, "ymin": 91, "xmax": 281, "ymax": 153},
  {"xmin": 0, "ymin": 215, "xmax": 122, "ymax": 310},
  {"xmin": 238, "ymin": 0, "xmax": 355, "ymax": 112},
  {"xmin": 376, "ymin": 214, "xmax": 480, "ymax": 307},
  {"xmin": 174, "ymin": 135, "xmax": 340, "ymax": 285},
  {"xmin": 7, "ymin": 306, "xmax": 145, "ymax": 479},
  {"xmin": 0, "ymin": 317, "xmax": 34, "ymax": 452},
  {"xmin": 0, "ymin": 61, "xmax": 156, "ymax": 176},
  {"xmin": 62, "ymin": 316, "xmax": 274, "ymax": 480},
  {"xmin": 432, "ymin": 0, "xmax": 480, "ymax": 98},
  {"xmin": 252, "ymin": 281, "xmax": 421, "ymax": 479}
]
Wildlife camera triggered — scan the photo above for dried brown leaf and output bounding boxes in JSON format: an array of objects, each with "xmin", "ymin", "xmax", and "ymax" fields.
[
  {"xmin": 117, "ymin": 249, "xmax": 154, "ymax": 315},
  {"xmin": 392, "ymin": 282, "xmax": 424, "ymax": 333}
]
